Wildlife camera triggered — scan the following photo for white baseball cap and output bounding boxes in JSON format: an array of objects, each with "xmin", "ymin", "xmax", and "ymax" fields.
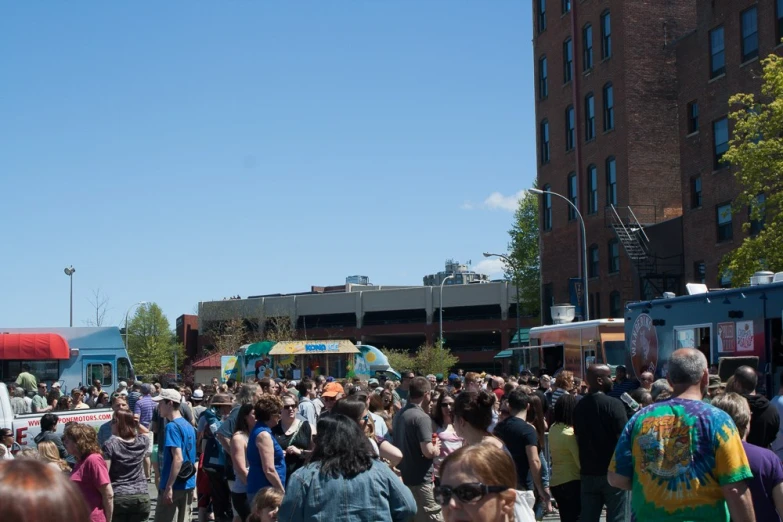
[{"xmin": 152, "ymin": 388, "xmax": 182, "ymax": 403}]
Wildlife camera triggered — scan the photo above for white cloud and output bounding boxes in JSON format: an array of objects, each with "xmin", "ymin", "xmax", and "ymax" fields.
[
  {"xmin": 460, "ymin": 201, "xmax": 475, "ymax": 210},
  {"xmin": 483, "ymin": 190, "xmax": 526, "ymax": 211},
  {"xmin": 473, "ymin": 258, "xmax": 507, "ymax": 278}
]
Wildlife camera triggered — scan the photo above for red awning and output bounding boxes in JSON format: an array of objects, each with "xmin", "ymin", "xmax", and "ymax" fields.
[{"xmin": 0, "ymin": 333, "xmax": 71, "ymax": 360}]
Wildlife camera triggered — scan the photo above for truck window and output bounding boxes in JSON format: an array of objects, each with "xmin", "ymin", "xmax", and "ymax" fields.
[
  {"xmin": 117, "ymin": 358, "xmax": 133, "ymax": 382},
  {"xmin": 1, "ymin": 360, "xmax": 59, "ymax": 385},
  {"xmin": 604, "ymin": 341, "xmax": 626, "ymax": 373},
  {"xmin": 87, "ymin": 363, "xmax": 113, "ymax": 387}
]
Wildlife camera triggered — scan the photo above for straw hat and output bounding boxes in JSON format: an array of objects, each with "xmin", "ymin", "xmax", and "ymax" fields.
[{"xmin": 210, "ymin": 393, "xmax": 234, "ymax": 407}]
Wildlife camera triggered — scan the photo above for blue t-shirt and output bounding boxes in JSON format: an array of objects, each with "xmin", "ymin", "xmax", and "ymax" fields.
[
  {"xmin": 246, "ymin": 422, "xmax": 286, "ymax": 496},
  {"xmin": 160, "ymin": 417, "xmax": 197, "ymax": 491}
]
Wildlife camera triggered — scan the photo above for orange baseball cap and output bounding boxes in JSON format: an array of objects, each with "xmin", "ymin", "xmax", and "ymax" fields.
[{"xmin": 322, "ymin": 382, "xmax": 345, "ymax": 398}]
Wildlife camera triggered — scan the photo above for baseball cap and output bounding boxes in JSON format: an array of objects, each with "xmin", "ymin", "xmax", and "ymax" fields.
[
  {"xmin": 449, "ymin": 373, "xmax": 459, "ymax": 382},
  {"xmin": 119, "ymin": 381, "xmax": 128, "ymax": 388},
  {"xmin": 321, "ymin": 382, "xmax": 344, "ymax": 398},
  {"xmin": 192, "ymin": 389, "xmax": 204, "ymax": 400},
  {"xmin": 152, "ymin": 388, "xmax": 182, "ymax": 403},
  {"xmin": 368, "ymin": 378, "xmax": 380, "ymax": 386},
  {"xmin": 326, "ymin": 376, "xmax": 335, "ymax": 383}
]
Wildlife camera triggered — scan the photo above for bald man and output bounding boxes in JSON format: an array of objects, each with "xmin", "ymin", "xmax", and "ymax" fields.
[
  {"xmin": 573, "ymin": 365, "xmax": 630, "ymax": 522},
  {"xmin": 733, "ymin": 365, "xmax": 780, "ymax": 449},
  {"xmin": 639, "ymin": 372, "xmax": 654, "ymax": 391}
]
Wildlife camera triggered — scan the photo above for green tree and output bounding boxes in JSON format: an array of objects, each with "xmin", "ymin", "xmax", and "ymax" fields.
[
  {"xmin": 721, "ymin": 54, "xmax": 783, "ymax": 285},
  {"xmin": 507, "ymin": 191, "xmax": 541, "ymax": 317},
  {"xmin": 413, "ymin": 339, "xmax": 459, "ymax": 377},
  {"xmin": 380, "ymin": 348, "xmax": 416, "ymax": 374},
  {"xmin": 127, "ymin": 303, "xmax": 183, "ymax": 376}
]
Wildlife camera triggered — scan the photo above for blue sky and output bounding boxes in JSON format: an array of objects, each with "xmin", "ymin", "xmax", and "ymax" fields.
[{"xmin": 0, "ymin": 2, "xmax": 535, "ymax": 328}]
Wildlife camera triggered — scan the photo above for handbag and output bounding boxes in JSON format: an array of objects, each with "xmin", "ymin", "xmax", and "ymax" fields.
[{"xmin": 172, "ymin": 420, "xmax": 197, "ymax": 483}]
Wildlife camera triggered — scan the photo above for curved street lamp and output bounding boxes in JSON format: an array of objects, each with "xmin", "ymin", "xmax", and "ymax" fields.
[
  {"xmin": 64, "ymin": 266, "xmax": 76, "ymax": 327},
  {"xmin": 439, "ymin": 274, "xmax": 455, "ymax": 345},
  {"xmin": 124, "ymin": 301, "xmax": 147, "ymax": 349},
  {"xmin": 529, "ymin": 187, "xmax": 590, "ymax": 321}
]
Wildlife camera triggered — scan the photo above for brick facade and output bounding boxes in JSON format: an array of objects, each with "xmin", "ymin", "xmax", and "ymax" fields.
[
  {"xmin": 534, "ymin": 0, "xmax": 695, "ymax": 320},
  {"xmin": 677, "ymin": 0, "xmax": 782, "ymax": 288}
]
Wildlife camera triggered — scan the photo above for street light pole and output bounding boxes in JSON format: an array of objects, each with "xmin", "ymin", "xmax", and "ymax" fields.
[
  {"xmin": 124, "ymin": 301, "xmax": 147, "ymax": 349},
  {"xmin": 483, "ymin": 252, "xmax": 521, "ymax": 346},
  {"xmin": 529, "ymin": 188, "xmax": 590, "ymax": 321},
  {"xmin": 439, "ymin": 274, "xmax": 455, "ymax": 345},
  {"xmin": 64, "ymin": 266, "xmax": 76, "ymax": 327}
]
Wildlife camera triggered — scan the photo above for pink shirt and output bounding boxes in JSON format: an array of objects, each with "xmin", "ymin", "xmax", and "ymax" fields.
[{"xmin": 70, "ymin": 452, "xmax": 110, "ymax": 522}]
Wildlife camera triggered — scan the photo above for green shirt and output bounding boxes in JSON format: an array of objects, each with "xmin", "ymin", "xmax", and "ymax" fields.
[
  {"xmin": 32, "ymin": 394, "xmax": 49, "ymax": 412},
  {"xmin": 15, "ymin": 371, "xmax": 37, "ymax": 392}
]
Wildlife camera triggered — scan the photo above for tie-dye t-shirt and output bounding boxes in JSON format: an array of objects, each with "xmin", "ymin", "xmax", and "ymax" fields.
[{"xmin": 610, "ymin": 398, "xmax": 752, "ymax": 521}]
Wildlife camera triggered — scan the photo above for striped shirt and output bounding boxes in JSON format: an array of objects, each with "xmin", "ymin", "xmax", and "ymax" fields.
[{"xmin": 134, "ymin": 395, "xmax": 156, "ymax": 428}]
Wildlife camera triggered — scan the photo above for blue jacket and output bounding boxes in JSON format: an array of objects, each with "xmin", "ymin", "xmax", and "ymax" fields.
[{"xmin": 278, "ymin": 459, "xmax": 417, "ymax": 522}]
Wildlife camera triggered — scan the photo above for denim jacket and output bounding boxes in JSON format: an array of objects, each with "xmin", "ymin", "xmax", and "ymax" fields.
[{"xmin": 278, "ymin": 459, "xmax": 417, "ymax": 522}]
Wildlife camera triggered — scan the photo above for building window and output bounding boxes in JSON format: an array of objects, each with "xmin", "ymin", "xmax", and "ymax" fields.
[
  {"xmin": 589, "ymin": 245, "xmax": 599, "ymax": 278},
  {"xmin": 587, "ymin": 164, "xmax": 598, "ymax": 214},
  {"xmin": 542, "ymin": 184, "xmax": 553, "ymax": 231},
  {"xmin": 565, "ymin": 106, "xmax": 575, "ymax": 151},
  {"xmin": 720, "ymin": 270, "xmax": 733, "ymax": 288},
  {"xmin": 694, "ymin": 261, "xmax": 706, "ymax": 284},
  {"xmin": 540, "ymin": 120, "xmax": 550, "ymax": 164},
  {"xmin": 741, "ymin": 7, "xmax": 759, "ymax": 63},
  {"xmin": 606, "ymin": 156, "xmax": 617, "ymax": 206},
  {"xmin": 687, "ymin": 100, "xmax": 699, "ymax": 134},
  {"xmin": 568, "ymin": 173, "xmax": 578, "ymax": 220},
  {"xmin": 562, "ymin": 0, "xmax": 570, "ymax": 14},
  {"xmin": 538, "ymin": 0, "xmax": 547, "ymax": 33},
  {"xmin": 710, "ymin": 26, "xmax": 725, "ymax": 78},
  {"xmin": 601, "ymin": 11, "xmax": 612, "ymax": 59},
  {"xmin": 713, "ymin": 117, "xmax": 729, "ymax": 169},
  {"xmin": 608, "ymin": 240, "xmax": 620, "ymax": 273},
  {"xmin": 609, "ymin": 291, "xmax": 622, "ymax": 318},
  {"xmin": 717, "ymin": 202, "xmax": 733, "ymax": 242},
  {"xmin": 585, "ymin": 93, "xmax": 595, "ymax": 141},
  {"xmin": 538, "ymin": 56, "xmax": 548, "ymax": 100},
  {"xmin": 778, "ymin": 0, "xmax": 783, "ymax": 42},
  {"xmin": 603, "ymin": 83, "xmax": 614, "ymax": 131},
  {"xmin": 691, "ymin": 176, "xmax": 702, "ymax": 209},
  {"xmin": 749, "ymin": 193, "xmax": 766, "ymax": 236},
  {"xmin": 583, "ymin": 24, "xmax": 593, "ymax": 71},
  {"xmin": 563, "ymin": 38, "xmax": 573, "ymax": 83}
]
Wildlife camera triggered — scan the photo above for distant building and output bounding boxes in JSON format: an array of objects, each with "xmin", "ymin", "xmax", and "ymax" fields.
[
  {"xmin": 346, "ymin": 275, "xmax": 370, "ymax": 285},
  {"xmin": 175, "ymin": 314, "xmax": 200, "ymax": 358},
  {"xmin": 423, "ymin": 259, "xmax": 490, "ymax": 287}
]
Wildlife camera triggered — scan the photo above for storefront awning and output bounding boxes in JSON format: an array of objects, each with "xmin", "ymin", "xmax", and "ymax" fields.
[
  {"xmin": 511, "ymin": 328, "xmax": 530, "ymax": 346},
  {"xmin": 243, "ymin": 341, "xmax": 275, "ymax": 357},
  {"xmin": 495, "ymin": 350, "xmax": 513, "ymax": 359},
  {"xmin": 269, "ymin": 340, "xmax": 359, "ymax": 356},
  {"xmin": 0, "ymin": 333, "xmax": 70, "ymax": 360}
]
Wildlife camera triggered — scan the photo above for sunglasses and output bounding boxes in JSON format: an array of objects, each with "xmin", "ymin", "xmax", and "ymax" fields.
[
  {"xmin": 434, "ymin": 483, "xmax": 510, "ymax": 506},
  {"xmin": 282, "ymin": 405, "xmax": 296, "ymax": 410}
]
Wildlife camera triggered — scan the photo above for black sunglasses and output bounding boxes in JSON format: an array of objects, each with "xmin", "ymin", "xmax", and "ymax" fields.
[
  {"xmin": 282, "ymin": 405, "xmax": 296, "ymax": 410},
  {"xmin": 434, "ymin": 483, "xmax": 510, "ymax": 506}
]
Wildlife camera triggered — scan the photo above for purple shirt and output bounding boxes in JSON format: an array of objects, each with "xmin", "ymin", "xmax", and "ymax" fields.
[
  {"xmin": 134, "ymin": 395, "xmax": 156, "ymax": 428},
  {"xmin": 743, "ymin": 441, "xmax": 783, "ymax": 522}
]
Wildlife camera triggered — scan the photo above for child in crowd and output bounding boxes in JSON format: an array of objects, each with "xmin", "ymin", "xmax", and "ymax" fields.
[{"xmin": 248, "ymin": 487, "xmax": 283, "ymax": 522}]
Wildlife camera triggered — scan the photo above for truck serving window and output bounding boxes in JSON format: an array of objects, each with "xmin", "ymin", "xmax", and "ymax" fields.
[
  {"xmin": 1, "ymin": 360, "xmax": 59, "ymax": 384},
  {"xmin": 604, "ymin": 341, "xmax": 625, "ymax": 373},
  {"xmin": 87, "ymin": 363, "xmax": 113, "ymax": 387},
  {"xmin": 117, "ymin": 358, "xmax": 134, "ymax": 382}
]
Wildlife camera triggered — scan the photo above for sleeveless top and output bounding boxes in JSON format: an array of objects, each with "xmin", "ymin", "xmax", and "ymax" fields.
[{"xmin": 246, "ymin": 422, "xmax": 286, "ymax": 495}]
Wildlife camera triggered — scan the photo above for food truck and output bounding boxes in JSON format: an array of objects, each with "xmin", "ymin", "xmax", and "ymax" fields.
[
  {"xmin": 527, "ymin": 319, "xmax": 626, "ymax": 379},
  {"xmin": 624, "ymin": 274, "xmax": 783, "ymax": 395},
  {"xmin": 0, "ymin": 327, "xmax": 135, "ymax": 394},
  {"xmin": 233, "ymin": 340, "xmax": 399, "ymax": 382}
]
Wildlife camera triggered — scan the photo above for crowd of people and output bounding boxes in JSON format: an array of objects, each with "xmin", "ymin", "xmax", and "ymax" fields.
[{"xmin": 3, "ymin": 351, "xmax": 783, "ymax": 521}]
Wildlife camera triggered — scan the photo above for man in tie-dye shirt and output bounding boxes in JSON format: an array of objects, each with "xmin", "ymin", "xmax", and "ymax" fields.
[{"xmin": 608, "ymin": 348, "xmax": 755, "ymax": 522}]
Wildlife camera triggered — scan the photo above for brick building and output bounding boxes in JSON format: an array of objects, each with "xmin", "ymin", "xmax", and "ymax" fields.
[
  {"xmin": 677, "ymin": 0, "xmax": 782, "ymax": 287},
  {"xmin": 533, "ymin": 0, "xmax": 695, "ymax": 322}
]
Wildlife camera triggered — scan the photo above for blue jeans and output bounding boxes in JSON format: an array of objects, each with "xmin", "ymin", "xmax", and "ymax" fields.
[{"xmin": 580, "ymin": 475, "xmax": 630, "ymax": 522}]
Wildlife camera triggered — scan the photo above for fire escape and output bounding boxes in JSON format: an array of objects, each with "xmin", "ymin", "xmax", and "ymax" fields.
[{"xmin": 607, "ymin": 205, "xmax": 680, "ymax": 300}]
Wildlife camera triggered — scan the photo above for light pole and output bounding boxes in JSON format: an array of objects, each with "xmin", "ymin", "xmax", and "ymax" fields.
[
  {"xmin": 483, "ymin": 252, "xmax": 521, "ymax": 347},
  {"xmin": 439, "ymin": 274, "xmax": 455, "ymax": 345},
  {"xmin": 64, "ymin": 266, "xmax": 76, "ymax": 327},
  {"xmin": 124, "ymin": 301, "xmax": 147, "ymax": 349},
  {"xmin": 529, "ymin": 187, "xmax": 590, "ymax": 321}
]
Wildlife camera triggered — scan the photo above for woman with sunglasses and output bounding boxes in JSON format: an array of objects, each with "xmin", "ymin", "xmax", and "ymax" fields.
[
  {"xmin": 431, "ymin": 390, "xmax": 462, "ymax": 481},
  {"xmin": 271, "ymin": 393, "xmax": 312, "ymax": 485},
  {"xmin": 437, "ymin": 444, "xmax": 535, "ymax": 522}
]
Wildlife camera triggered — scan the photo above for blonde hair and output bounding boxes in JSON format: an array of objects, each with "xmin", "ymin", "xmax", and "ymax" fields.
[
  {"xmin": 554, "ymin": 371, "xmax": 574, "ymax": 391},
  {"xmin": 37, "ymin": 441, "xmax": 70, "ymax": 472},
  {"xmin": 252, "ymin": 487, "xmax": 283, "ymax": 513},
  {"xmin": 711, "ymin": 392, "xmax": 751, "ymax": 438}
]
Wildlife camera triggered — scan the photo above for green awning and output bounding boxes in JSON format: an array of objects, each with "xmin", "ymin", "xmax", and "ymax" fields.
[
  {"xmin": 244, "ymin": 341, "xmax": 275, "ymax": 357},
  {"xmin": 495, "ymin": 350, "xmax": 513, "ymax": 359},
  {"xmin": 511, "ymin": 328, "xmax": 530, "ymax": 346}
]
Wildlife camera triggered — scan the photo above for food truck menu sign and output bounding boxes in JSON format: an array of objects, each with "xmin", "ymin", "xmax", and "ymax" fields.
[
  {"xmin": 630, "ymin": 313, "xmax": 658, "ymax": 378},
  {"xmin": 736, "ymin": 321, "xmax": 754, "ymax": 352},
  {"xmin": 717, "ymin": 322, "xmax": 736, "ymax": 353},
  {"xmin": 269, "ymin": 340, "xmax": 359, "ymax": 356}
]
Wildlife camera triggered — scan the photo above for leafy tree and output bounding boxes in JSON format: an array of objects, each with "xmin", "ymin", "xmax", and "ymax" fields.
[
  {"xmin": 127, "ymin": 303, "xmax": 182, "ymax": 376},
  {"xmin": 507, "ymin": 191, "xmax": 541, "ymax": 317},
  {"xmin": 381, "ymin": 348, "xmax": 416, "ymax": 374},
  {"xmin": 205, "ymin": 317, "xmax": 262, "ymax": 355},
  {"xmin": 721, "ymin": 54, "xmax": 783, "ymax": 285},
  {"xmin": 381, "ymin": 340, "xmax": 459, "ymax": 377}
]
